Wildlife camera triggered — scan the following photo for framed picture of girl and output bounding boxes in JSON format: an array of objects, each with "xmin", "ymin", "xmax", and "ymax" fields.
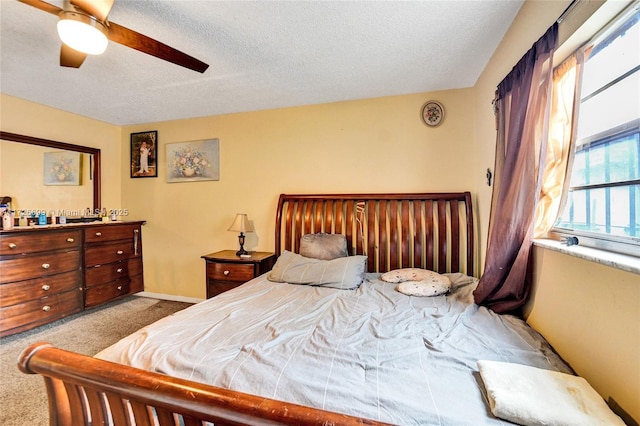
[{"xmin": 130, "ymin": 131, "xmax": 157, "ymax": 178}]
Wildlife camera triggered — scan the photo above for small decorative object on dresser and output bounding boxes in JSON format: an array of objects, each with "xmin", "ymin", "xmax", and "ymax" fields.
[{"xmin": 201, "ymin": 250, "xmax": 275, "ymax": 298}]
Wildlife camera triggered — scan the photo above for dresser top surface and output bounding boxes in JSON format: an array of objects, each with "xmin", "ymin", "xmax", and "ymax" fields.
[{"xmin": 1, "ymin": 220, "xmax": 145, "ymax": 235}]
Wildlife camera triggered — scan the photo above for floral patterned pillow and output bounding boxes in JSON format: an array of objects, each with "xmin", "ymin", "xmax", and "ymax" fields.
[{"xmin": 381, "ymin": 268, "xmax": 451, "ymax": 297}]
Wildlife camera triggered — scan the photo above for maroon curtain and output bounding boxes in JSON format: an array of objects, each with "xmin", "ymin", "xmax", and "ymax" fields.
[{"xmin": 474, "ymin": 24, "xmax": 558, "ymax": 315}]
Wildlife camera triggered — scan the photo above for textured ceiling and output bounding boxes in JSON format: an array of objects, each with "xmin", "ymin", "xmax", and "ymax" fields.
[{"xmin": 0, "ymin": 0, "xmax": 523, "ymax": 126}]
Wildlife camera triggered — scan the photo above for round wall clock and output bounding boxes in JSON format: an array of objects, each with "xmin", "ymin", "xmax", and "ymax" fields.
[{"xmin": 421, "ymin": 101, "xmax": 445, "ymax": 127}]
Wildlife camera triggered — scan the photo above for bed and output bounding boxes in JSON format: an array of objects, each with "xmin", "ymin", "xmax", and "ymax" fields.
[{"xmin": 19, "ymin": 192, "xmax": 616, "ymax": 425}]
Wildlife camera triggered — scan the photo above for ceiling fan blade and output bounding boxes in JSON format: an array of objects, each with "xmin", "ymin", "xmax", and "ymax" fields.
[
  {"xmin": 70, "ymin": 0, "xmax": 114, "ymax": 22},
  {"xmin": 60, "ymin": 44, "xmax": 87, "ymax": 68},
  {"xmin": 108, "ymin": 22, "xmax": 209, "ymax": 73},
  {"xmin": 17, "ymin": 0, "xmax": 62, "ymax": 16}
]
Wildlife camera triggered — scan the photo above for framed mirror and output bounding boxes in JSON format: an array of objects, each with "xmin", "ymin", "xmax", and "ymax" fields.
[{"xmin": 0, "ymin": 131, "xmax": 101, "ymax": 213}]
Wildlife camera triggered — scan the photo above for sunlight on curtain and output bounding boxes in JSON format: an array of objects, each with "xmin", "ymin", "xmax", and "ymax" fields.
[
  {"xmin": 534, "ymin": 52, "xmax": 584, "ymax": 237},
  {"xmin": 474, "ymin": 24, "xmax": 558, "ymax": 314}
]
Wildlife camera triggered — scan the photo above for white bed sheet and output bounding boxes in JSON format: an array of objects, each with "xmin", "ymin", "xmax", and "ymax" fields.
[{"xmin": 96, "ymin": 273, "xmax": 572, "ymax": 425}]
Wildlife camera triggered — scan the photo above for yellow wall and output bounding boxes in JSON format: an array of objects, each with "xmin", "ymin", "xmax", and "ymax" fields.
[
  {"xmin": 0, "ymin": 94, "xmax": 122, "ymax": 210},
  {"xmin": 528, "ymin": 247, "xmax": 639, "ymax": 421},
  {"xmin": 122, "ymin": 90, "xmax": 477, "ymax": 298}
]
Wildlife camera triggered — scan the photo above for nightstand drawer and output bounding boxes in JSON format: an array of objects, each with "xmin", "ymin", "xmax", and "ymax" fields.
[
  {"xmin": 201, "ymin": 250, "xmax": 275, "ymax": 299},
  {"xmin": 207, "ymin": 281, "xmax": 243, "ymax": 298},
  {"xmin": 207, "ymin": 262, "xmax": 254, "ymax": 282}
]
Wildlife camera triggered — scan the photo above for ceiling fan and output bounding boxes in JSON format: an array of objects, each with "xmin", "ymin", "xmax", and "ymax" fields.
[{"xmin": 18, "ymin": 0, "xmax": 209, "ymax": 73}]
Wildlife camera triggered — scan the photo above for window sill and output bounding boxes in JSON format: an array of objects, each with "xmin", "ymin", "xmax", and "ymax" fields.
[{"xmin": 533, "ymin": 238, "xmax": 640, "ymax": 275}]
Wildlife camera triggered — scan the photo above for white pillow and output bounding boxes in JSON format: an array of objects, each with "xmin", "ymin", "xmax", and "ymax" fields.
[
  {"xmin": 477, "ymin": 360, "xmax": 625, "ymax": 425},
  {"xmin": 381, "ymin": 268, "xmax": 451, "ymax": 297}
]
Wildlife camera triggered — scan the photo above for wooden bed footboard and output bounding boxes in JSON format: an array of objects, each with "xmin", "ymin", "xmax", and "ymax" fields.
[{"xmin": 19, "ymin": 342, "xmax": 392, "ymax": 426}]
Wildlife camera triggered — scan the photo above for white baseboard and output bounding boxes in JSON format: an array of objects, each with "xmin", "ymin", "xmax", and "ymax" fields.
[{"xmin": 134, "ymin": 292, "xmax": 204, "ymax": 304}]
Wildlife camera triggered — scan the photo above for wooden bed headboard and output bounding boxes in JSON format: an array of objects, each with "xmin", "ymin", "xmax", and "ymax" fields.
[{"xmin": 275, "ymin": 192, "xmax": 475, "ymax": 276}]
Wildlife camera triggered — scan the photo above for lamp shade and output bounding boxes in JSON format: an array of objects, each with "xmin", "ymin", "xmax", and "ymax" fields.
[
  {"xmin": 57, "ymin": 11, "xmax": 108, "ymax": 55},
  {"xmin": 227, "ymin": 214, "xmax": 254, "ymax": 233}
]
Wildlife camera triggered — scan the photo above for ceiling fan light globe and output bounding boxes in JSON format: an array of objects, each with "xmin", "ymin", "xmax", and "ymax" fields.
[{"xmin": 57, "ymin": 12, "xmax": 108, "ymax": 55}]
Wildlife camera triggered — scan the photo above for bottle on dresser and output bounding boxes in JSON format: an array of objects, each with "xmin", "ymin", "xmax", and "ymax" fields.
[{"xmin": 2, "ymin": 210, "xmax": 14, "ymax": 230}]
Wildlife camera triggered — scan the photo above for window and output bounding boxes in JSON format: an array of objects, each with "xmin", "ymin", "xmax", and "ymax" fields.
[{"xmin": 554, "ymin": 5, "xmax": 640, "ymax": 256}]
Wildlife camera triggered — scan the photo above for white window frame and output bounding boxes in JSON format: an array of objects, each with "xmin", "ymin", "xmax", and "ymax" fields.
[{"xmin": 550, "ymin": 3, "xmax": 640, "ymax": 259}]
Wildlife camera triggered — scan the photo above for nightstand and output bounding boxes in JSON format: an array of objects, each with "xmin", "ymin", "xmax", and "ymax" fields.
[{"xmin": 201, "ymin": 250, "xmax": 276, "ymax": 298}]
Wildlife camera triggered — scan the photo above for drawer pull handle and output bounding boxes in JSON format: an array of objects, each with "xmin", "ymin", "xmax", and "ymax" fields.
[
  {"xmin": 42, "ymin": 263, "xmax": 50, "ymax": 269},
  {"xmin": 8, "ymin": 243, "xmax": 17, "ymax": 249},
  {"xmin": 66, "ymin": 238, "xmax": 74, "ymax": 243},
  {"xmin": 42, "ymin": 305, "xmax": 51, "ymax": 312},
  {"xmin": 42, "ymin": 284, "xmax": 51, "ymax": 291},
  {"xmin": 116, "ymin": 250, "xmax": 124, "ymax": 255},
  {"xmin": 95, "ymin": 232, "xmax": 102, "ymax": 236},
  {"xmin": 223, "ymin": 270, "xmax": 230, "ymax": 276},
  {"xmin": 133, "ymin": 229, "xmax": 140, "ymax": 256},
  {"xmin": 117, "ymin": 268, "xmax": 123, "ymax": 273},
  {"xmin": 117, "ymin": 285, "xmax": 123, "ymax": 291}
]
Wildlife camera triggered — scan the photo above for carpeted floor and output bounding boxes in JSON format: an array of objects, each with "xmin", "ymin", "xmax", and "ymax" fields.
[{"xmin": 0, "ymin": 296, "xmax": 193, "ymax": 426}]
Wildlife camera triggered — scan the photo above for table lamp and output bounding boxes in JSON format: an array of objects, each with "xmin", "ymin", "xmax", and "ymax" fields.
[{"xmin": 227, "ymin": 213, "xmax": 254, "ymax": 256}]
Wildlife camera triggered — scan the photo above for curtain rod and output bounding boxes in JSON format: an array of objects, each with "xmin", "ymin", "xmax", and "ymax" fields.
[{"xmin": 557, "ymin": 0, "xmax": 580, "ymax": 23}]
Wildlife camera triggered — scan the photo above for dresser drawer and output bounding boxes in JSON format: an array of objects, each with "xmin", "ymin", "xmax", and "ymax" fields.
[
  {"xmin": 0, "ymin": 270, "xmax": 81, "ymax": 307},
  {"xmin": 207, "ymin": 262, "xmax": 255, "ymax": 282},
  {"xmin": 85, "ymin": 240, "xmax": 138, "ymax": 267},
  {"xmin": 84, "ymin": 225, "xmax": 141, "ymax": 243},
  {"xmin": 129, "ymin": 273, "xmax": 143, "ymax": 294},
  {"xmin": 85, "ymin": 258, "xmax": 142, "ymax": 288},
  {"xmin": 0, "ymin": 289, "xmax": 83, "ymax": 337},
  {"xmin": 84, "ymin": 278, "xmax": 132, "ymax": 308},
  {"xmin": 0, "ymin": 250, "xmax": 81, "ymax": 284},
  {"xmin": 0, "ymin": 230, "xmax": 81, "ymax": 255}
]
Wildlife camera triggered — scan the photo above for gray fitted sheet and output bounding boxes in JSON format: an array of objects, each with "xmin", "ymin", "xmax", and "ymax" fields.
[{"xmin": 96, "ymin": 273, "xmax": 572, "ymax": 425}]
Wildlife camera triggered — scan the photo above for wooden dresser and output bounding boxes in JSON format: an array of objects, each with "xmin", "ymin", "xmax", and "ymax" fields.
[{"xmin": 0, "ymin": 221, "xmax": 144, "ymax": 337}]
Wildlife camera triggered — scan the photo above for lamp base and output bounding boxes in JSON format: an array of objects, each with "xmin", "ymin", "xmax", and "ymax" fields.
[{"xmin": 236, "ymin": 232, "xmax": 248, "ymax": 256}]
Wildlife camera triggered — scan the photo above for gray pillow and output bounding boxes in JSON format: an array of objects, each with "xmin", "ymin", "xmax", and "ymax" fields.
[
  {"xmin": 299, "ymin": 233, "xmax": 348, "ymax": 260},
  {"xmin": 268, "ymin": 250, "xmax": 366, "ymax": 289}
]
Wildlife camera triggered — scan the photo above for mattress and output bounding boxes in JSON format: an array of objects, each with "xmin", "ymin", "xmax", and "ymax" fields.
[{"xmin": 96, "ymin": 273, "xmax": 572, "ymax": 425}]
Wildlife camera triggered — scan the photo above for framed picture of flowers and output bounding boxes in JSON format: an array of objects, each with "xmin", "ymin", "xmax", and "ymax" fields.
[
  {"xmin": 166, "ymin": 138, "xmax": 219, "ymax": 183},
  {"xmin": 131, "ymin": 131, "xmax": 158, "ymax": 178},
  {"xmin": 43, "ymin": 151, "xmax": 81, "ymax": 185}
]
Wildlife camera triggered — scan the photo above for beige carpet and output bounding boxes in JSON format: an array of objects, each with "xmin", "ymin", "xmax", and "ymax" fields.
[{"xmin": 0, "ymin": 296, "xmax": 192, "ymax": 426}]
